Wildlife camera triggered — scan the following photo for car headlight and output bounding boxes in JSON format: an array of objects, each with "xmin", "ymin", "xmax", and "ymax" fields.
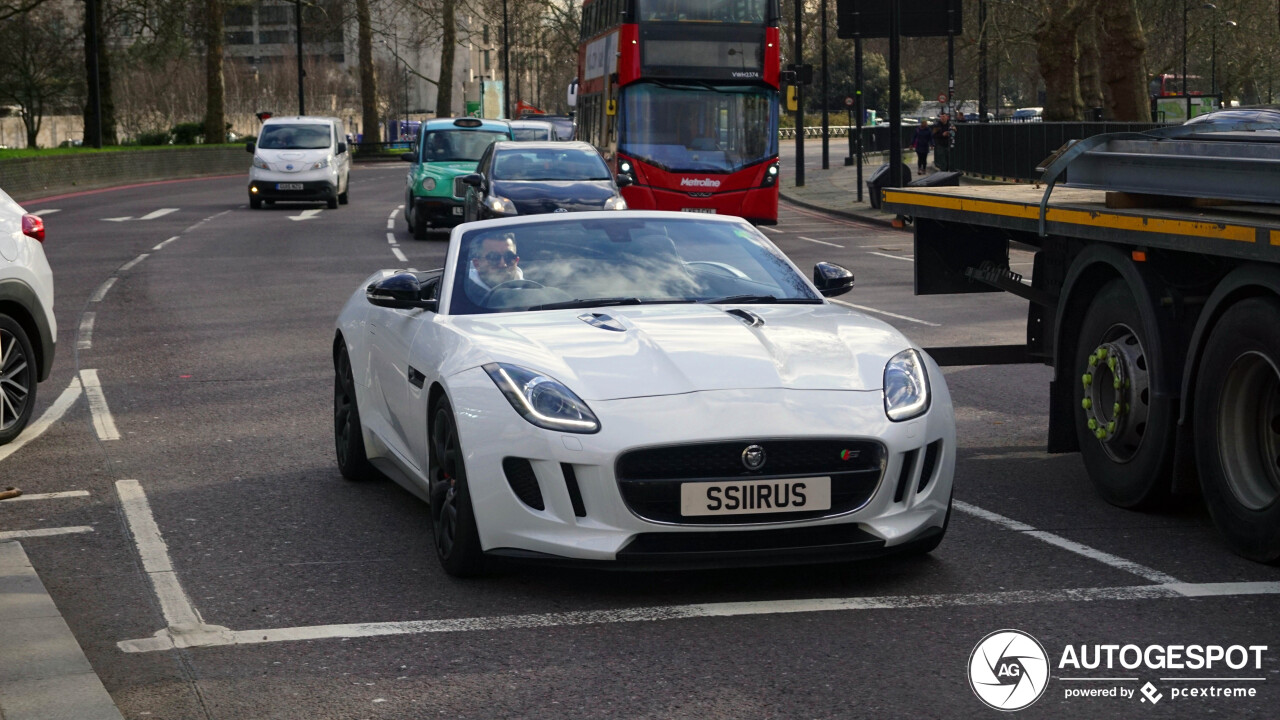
[
  {"xmin": 311, "ymin": 158, "xmax": 330, "ymax": 170},
  {"xmin": 421, "ymin": 177, "xmax": 436, "ymax": 191},
  {"xmin": 484, "ymin": 363, "xmax": 600, "ymax": 433},
  {"xmin": 883, "ymin": 348, "xmax": 930, "ymax": 421},
  {"xmin": 604, "ymin": 195, "xmax": 628, "ymax": 211},
  {"xmin": 252, "ymin": 156, "xmax": 270, "ymax": 170},
  {"xmin": 488, "ymin": 195, "xmax": 517, "ymax": 215}
]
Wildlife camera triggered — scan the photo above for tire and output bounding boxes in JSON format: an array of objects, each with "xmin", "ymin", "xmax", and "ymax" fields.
[
  {"xmin": 334, "ymin": 343, "xmax": 377, "ymax": 481},
  {"xmin": 1193, "ymin": 297, "xmax": 1280, "ymax": 563},
  {"xmin": 338, "ymin": 175, "xmax": 349, "ymax": 205},
  {"xmin": 411, "ymin": 203, "xmax": 429, "ymax": 240},
  {"xmin": 0, "ymin": 315, "xmax": 38, "ymax": 446},
  {"xmin": 429, "ymin": 396, "xmax": 486, "ymax": 576},
  {"xmin": 327, "ymin": 196, "xmax": 339, "ymax": 210},
  {"xmin": 1072, "ymin": 279, "xmax": 1176, "ymax": 509},
  {"xmin": 249, "ymin": 197, "xmax": 262, "ymax": 209}
]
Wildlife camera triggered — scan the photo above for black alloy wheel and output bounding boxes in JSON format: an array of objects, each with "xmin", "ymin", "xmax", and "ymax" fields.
[
  {"xmin": 0, "ymin": 316, "xmax": 37, "ymax": 446},
  {"xmin": 429, "ymin": 397, "xmax": 485, "ymax": 576},
  {"xmin": 334, "ymin": 342, "xmax": 376, "ymax": 481}
]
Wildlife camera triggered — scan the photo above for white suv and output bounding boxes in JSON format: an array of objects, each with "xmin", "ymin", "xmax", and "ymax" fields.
[{"xmin": 0, "ymin": 186, "xmax": 55, "ymax": 445}]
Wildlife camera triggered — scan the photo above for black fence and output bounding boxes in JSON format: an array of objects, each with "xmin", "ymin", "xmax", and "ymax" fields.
[{"xmin": 949, "ymin": 122, "xmax": 1170, "ymax": 180}]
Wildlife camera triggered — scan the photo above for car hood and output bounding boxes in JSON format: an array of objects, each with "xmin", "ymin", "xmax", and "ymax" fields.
[
  {"xmin": 447, "ymin": 303, "xmax": 907, "ymax": 400},
  {"xmin": 494, "ymin": 180, "xmax": 618, "ymax": 214}
]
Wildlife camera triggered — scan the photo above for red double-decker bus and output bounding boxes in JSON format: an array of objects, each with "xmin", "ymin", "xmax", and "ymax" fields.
[{"xmin": 574, "ymin": 0, "xmax": 781, "ymax": 225}]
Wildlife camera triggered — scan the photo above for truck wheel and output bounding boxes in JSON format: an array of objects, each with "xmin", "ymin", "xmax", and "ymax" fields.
[
  {"xmin": 1193, "ymin": 297, "xmax": 1280, "ymax": 563},
  {"xmin": 1072, "ymin": 279, "xmax": 1176, "ymax": 508}
]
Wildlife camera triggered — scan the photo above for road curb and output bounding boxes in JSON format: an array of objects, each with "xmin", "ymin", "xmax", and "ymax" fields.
[
  {"xmin": 778, "ymin": 192, "xmax": 903, "ymax": 229},
  {"xmin": 0, "ymin": 541, "xmax": 124, "ymax": 720}
]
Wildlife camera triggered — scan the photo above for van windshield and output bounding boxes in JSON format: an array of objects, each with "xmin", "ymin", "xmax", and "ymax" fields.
[{"xmin": 259, "ymin": 124, "xmax": 332, "ymax": 150}]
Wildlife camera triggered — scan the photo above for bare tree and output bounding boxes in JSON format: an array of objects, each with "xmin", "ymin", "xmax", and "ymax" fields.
[
  {"xmin": 204, "ymin": 0, "xmax": 226, "ymax": 143},
  {"xmin": 356, "ymin": 0, "xmax": 381, "ymax": 142},
  {"xmin": 0, "ymin": 5, "xmax": 80, "ymax": 147}
]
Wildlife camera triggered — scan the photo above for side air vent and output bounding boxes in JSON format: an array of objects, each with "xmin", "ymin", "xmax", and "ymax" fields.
[
  {"xmin": 502, "ymin": 457, "xmax": 545, "ymax": 510},
  {"xmin": 893, "ymin": 449, "xmax": 919, "ymax": 503},
  {"xmin": 561, "ymin": 463, "xmax": 587, "ymax": 517},
  {"xmin": 917, "ymin": 440, "xmax": 942, "ymax": 494}
]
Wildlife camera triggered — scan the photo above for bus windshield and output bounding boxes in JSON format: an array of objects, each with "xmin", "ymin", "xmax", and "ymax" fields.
[
  {"xmin": 636, "ymin": 0, "xmax": 770, "ymax": 23},
  {"xmin": 619, "ymin": 83, "xmax": 778, "ymax": 173}
]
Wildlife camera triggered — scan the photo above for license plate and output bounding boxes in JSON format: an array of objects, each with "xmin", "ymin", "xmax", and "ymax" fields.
[
  {"xmin": 452, "ymin": 206, "xmax": 464, "ymax": 215},
  {"xmin": 680, "ymin": 477, "xmax": 831, "ymax": 517},
  {"xmin": 681, "ymin": 208, "xmax": 717, "ymax": 214},
  {"xmin": 276, "ymin": 183, "xmax": 303, "ymax": 191}
]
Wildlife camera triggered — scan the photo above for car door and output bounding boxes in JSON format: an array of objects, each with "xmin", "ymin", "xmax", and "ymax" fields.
[{"xmin": 367, "ymin": 284, "xmax": 434, "ymax": 477}]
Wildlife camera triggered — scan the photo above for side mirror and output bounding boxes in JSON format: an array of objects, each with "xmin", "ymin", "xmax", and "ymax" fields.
[
  {"xmin": 245, "ymin": 141, "xmax": 256, "ymax": 153},
  {"xmin": 337, "ymin": 142, "xmax": 348, "ymax": 155},
  {"xmin": 366, "ymin": 273, "xmax": 438, "ymax": 311},
  {"xmin": 400, "ymin": 152, "xmax": 416, "ymax": 163},
  {"xmin": 615, "ymin": 174, "xmax": 634, "ymax": 188},
  {"xmin": 814, "ymin": 262, "xmax": 855, "ymax": 298},
  {"xmin": 460, "ymin": 173, "xmax": 483, "ymax": 187}
]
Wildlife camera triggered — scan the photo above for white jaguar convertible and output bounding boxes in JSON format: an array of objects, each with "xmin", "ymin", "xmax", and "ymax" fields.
[{"xmin": 333, "ymin": 212, "xmax": 955, "ymax": 575}]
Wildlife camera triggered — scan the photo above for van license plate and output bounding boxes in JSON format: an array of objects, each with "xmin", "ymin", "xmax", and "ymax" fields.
[
  {"xmin": 276, "ymin": 183, "xmax": 303, "ymax": 191},
  {"xmin": 679, "ymin": 477, "xmax": 831, "ymax": 517}
]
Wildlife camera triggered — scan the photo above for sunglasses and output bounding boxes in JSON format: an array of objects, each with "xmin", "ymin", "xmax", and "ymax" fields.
[{"xmin": 482, "ymin": 251, "xmax": 518, "ymax": 264}]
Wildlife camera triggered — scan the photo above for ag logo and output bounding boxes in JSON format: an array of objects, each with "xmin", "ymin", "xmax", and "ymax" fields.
[{"xmin": 968, "ymin": 629, "xmax": 1050, "ymax": 711}]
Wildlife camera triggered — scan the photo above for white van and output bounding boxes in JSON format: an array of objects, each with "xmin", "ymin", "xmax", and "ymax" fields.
[{"xmin": 246, "ymin": 116, "xmax": 351, "ymax": 209}]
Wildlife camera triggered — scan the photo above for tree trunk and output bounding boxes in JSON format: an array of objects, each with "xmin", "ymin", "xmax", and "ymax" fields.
[
  {"xmin": 356, "ymin": 0, "xmax": 379, "ymax": 144},
  {"xmin": 204, "ymin": 0, "xmax": 226, "ymax": 144},
  {"xmin": 1034, "ymin": 1, "xmax": 1092, "ymax": 121},
  {"xmin": 82, "ymin": 0, "xmax": 116, "ymax": 146},
  {"xmin": 1098, "ymin": 0, "xmax": 1151, "ymax": 122},
  {"xmin": 1078, "ymin": 8, "xmax": 1103, "ymax": 116},
  {"xmin": 436, "ymin": 0, "xmax": 456, "ymax": 117}
]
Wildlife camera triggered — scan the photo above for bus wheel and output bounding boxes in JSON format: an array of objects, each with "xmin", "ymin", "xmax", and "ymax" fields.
[
  {"xmin": 1194, "ymin": 297, "xmax": 1280, "ymax": 563},
  {"xmin": 1073, "ymin": 279, "xmax": 1176, "ymax": 509}
]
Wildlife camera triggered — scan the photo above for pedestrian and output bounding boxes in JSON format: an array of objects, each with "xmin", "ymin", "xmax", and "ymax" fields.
[
  {"xmin": 911, "ymin": 119, "xmax": 933, "ymax": 174},
  {"xmin": 931, "ymin": 112, "xmax": 955, "ymax": 171}
]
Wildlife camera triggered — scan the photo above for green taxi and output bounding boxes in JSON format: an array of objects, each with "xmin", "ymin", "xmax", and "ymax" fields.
[{"xmin": 403, "ymin": 118, "xmax": 512, "ymax": 239}]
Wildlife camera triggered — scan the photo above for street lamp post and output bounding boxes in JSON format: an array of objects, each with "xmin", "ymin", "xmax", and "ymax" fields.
[
  {"xmin": 295, "ymin": 0, "xmax": 305, "ymax": 116},
  {"xmin": 1211, "ymin": 19, "xmax": 1238, "ymax": 101},
  {"xmin": 1185, "ymin": 2, "xmax": 1218, "ymax": 120}
]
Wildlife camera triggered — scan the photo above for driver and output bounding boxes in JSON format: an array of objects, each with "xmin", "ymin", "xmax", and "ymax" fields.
[{"xmin": 465, "ymin": 230, "xmax": 524, "ymax": 302}]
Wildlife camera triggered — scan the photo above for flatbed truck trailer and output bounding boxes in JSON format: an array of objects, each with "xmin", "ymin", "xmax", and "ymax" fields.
[{"xmin": 882, "ymin": 173, "xmax": 1280, "ymax": 564}]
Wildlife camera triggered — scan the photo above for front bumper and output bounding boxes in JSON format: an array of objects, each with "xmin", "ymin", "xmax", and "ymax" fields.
[
  {"xmin": 412, "ymin": 195, "xmax": 466, "ymax": 228},
  {"xmin": 248, "ymin": 179, "xmax": 337, "ymax": 202},
  {"xmin": 446, "ymin": 362, "xmax": 955, "ymax": 566}
]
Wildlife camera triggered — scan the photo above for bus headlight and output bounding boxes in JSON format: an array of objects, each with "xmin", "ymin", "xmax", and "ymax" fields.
[{"xmin": 762, "ymin": 163, "xmax": 780, "ymax": 187}]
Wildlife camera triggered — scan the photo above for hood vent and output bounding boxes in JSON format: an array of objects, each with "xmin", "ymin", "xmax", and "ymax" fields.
[
  {"xmin": 726, "ymin": 308, "xmax": 764, "ymax": 327},
  {"xmin": 578, "ymin": 312, "xmax": 627, "ymax": 332}
]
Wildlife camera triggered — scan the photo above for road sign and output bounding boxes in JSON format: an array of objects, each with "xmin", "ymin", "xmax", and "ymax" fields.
[
  {"xmin": 844, "ymin": 96, "xmax": 855, "ymax": 107},
  {"xmin": 937, "ymin": 93, "xmax": 949, "ymax": 104}
]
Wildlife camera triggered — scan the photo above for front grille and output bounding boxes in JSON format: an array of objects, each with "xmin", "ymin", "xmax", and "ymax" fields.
[
  {"xmin": 615, "ymin": 439, "xmax": 885, "ymax": 525},
  {"xmin": 452, "ymin": 176, "xmax": 468, "ymax": 199},
  {"xmin": 687, "ymin": 192, "xmax": 713, "ymax": 198}
]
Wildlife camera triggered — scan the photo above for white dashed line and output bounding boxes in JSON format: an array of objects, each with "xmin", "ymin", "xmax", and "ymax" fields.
[
  {"xmin": 103, "ymin": 217, "xmax": 132, "ymax": 222},
  {"xmin": 153, "ymin": 236, "xmax": 180, "ymax": 250},
  {"xmin": 392, "ymin": 247, "xmax": 409, "ymax": 262},
  {"xmin": 953, "ymin": 500, "xmax": 1182, "ymax": 584},
  {"xmin": 116, "ymin": 480, "xmax": 204, "ymax": 628},
  {"xmin": 0, "ymin": 527, "xmax": 94, "ymax": 541},
  {"xmin": 386, "ymin": 233, "xmax": 396, "ymax": 244},
  {"xmin": 797, "ymin": 236, "xmax": 844, "ymax": 248},
  {"xmin": 289, "ymin": 209, "xmax": 323, "ymax": 221},
  {"xmin": 80, "ymin": 369, "xmax": 120, "ymax": 441},
  {"xmin": 828, "ymin": 299, "xmax": 941, "ymax": 327},
  {"xmin": 386, "ymin": 219, "xmax": 394, "ymax": 229},
  {"xmin": 77, "ymin": 312, "xmax": 96, "ymax": 350},
  {"xmin": 0, "ymin": 491, "xmax": 90, "ymax": 503},
  {"xmin": 760, "ymin": 227, "xmax": 784, "ymax": 234},
  {"xmin": 868, "ymin": 251, "xmax": 914, "ymax": 263},
  {"xmin": 138, "ymin": 208, "xmax": 179, "ymax": 221},
  {"xmin": 89, "ymin": 278, "xmax": 116, "ymax": 303},
  {"xmin": 30, "ymin": 209, "xmax": 60, "ymax": 216},
  {"xmin": 388, "ymin": 209, "xmax": 399, "ymax": 218},
  {"xmin": 120, "ymin": 253, "xmax": 149, "ymax": 272},
  {"xmin": 0, "ymin": 378, "xmax": 82, "ymax": 464}
]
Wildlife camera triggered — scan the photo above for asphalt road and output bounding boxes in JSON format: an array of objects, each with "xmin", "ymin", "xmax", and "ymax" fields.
[{"xmin": 2, "ymin": 166, "xmax": 1278, "ymax": 719}]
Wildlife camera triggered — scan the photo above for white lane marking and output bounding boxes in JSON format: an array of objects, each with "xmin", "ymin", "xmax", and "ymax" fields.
[
  {"xmin": 0, "ymin": 378, "xmax": 82, "ymax": 464},
  {"xmin": 388, "ymin": 209, "xmax": 398, "ymax": 219},
  {"xmin": 289, "ymin": 209, "xmax": 323, "ymax": 221},
  {"xmin": 397, "ymin": 204, "xmax": 404, "ymax": 210},
  {"xmin": 954, "ymin": 500, "xmax": 1182, "ymax": 584},
  {"xmin": 0, "ymin": 490, "xmax": 90, "ymax": 502},
  {"xmin": 77, "ymin": 312, "xmax": 96, "ymax": 350},
  {"xmin": 858, "ymin": 243, "xmax": 912, "ymax": 249},
  {"xmin": 392, "ymin": 247, "xmax": 408, "ymax": 262},
  {"xmin": 116, "ymin": 480, "xmax": 204, "ymax": 628},
  {"xmin": 103, "ymin": 217, "xmax": 133, "ymax": 222},
  {"xmin": 89, "ymin": 278, "xmax": 116, "ymax": 303},
  {"xmin": 139, "ymin": 208, "xmax": 179, "ymax": 221},
  {"xmin": 828, "ymin": 299, "xmax": 941, "ymax": 327},
  {"xmin": 117, "ymin": 581, "xmax": 1280, "ymax": 653},
  {"xmin": 797, "ymin": 236, "xmax": 844, "ymax": 248},
  {"xmin": 760, "ymin": 227, "xmax": 784, "ymax": 234},
  {"xmin": 868, "ymin": 251, "xmax": 914, "ymax": 263},
  {"xmin": 386, "ymin": 219, "xmax": 394, "ymax": 229},
  {"xmin": 30, "ymin": 209, "xmax": 61, "ymax": 216},
  {"xmin": 153, "ymin": 236, "xmax": 180, "ymax": 250},
  {"xmin": 386, "ymin": 233, "xmax": 396, "ymax": 245},
  {"xmin": 0, "ymin": 527, "xmax": 94, "ymax": 540},
  {"xmin": 120, "ymin": 253, "xmax": 150, "ymax": 272},
  {"xmin": 80, "ymin": 369, "xmax": 120, "ymax": 441}
]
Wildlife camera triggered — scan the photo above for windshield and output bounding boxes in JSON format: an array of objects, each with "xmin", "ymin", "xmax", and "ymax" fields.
[
  {"xmin": 421, "ymin": 130, "xmax": 509, "ymax": 162},
  {"xmin": 619, "ymin": 83, "xmax": 778, "ymax": 173},
  {"xmin": 637, "ymin": 0, "xmax": 770, "ymax": 23},
  {"xmin": 493, "ymin": 148, "xmax": 611, "ymax": 181},
  {"xmin": 448, "ymin": 217, "xmax": 819, "ymax": 315},
  {"xmin": 512, "ymin": 126, "xmax": 554, "ymax": 141},
  {"xmin": 258, "ymin": 124, "xmax": 332, "ymax": 150}
]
